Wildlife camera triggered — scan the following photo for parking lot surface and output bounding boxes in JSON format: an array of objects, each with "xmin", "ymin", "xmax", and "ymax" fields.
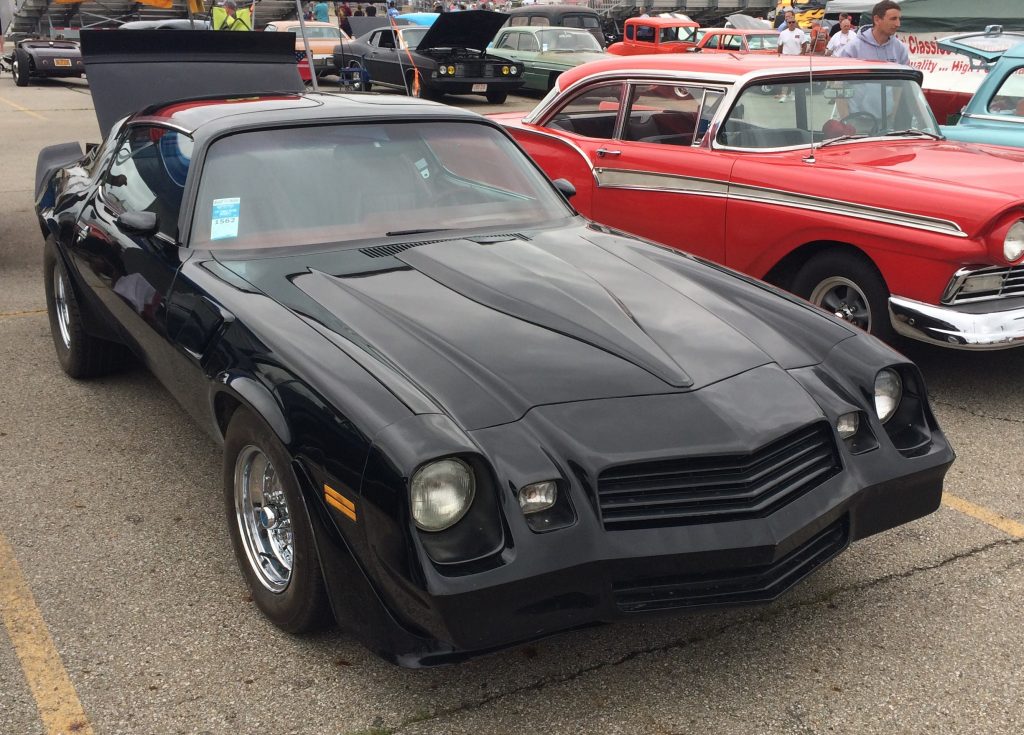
[{"xmin": 1, "ymin": 77, "xmax": 1022, "ymax": 735}]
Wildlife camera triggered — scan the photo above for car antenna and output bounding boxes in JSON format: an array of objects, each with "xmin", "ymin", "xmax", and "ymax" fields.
[
  {"xmin": 294, "ymin": 0, "xmax": 320, "ymax": 93},
  {"xmin": 803, "ymin": 33, "xmax": 816, "ymax": 164}
]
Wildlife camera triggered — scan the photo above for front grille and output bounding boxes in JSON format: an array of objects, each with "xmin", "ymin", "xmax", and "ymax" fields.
[
  {"xmin": 597, "ymin": 423, "xmax": 840, "ymax": 531},
  {"xmin": 612, "ymin": 519, "xmax": 849, "ymax": 613},
  {"xmin": 944, "ymin": 265, "xmax": 1024, "ymax": 305}
]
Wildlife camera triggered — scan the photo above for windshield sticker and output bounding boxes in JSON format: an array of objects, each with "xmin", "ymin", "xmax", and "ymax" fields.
[
  {"xmin": 415, "ymin": 158, "xmax": 430, "ymax": 180},
  {"xmin": 211, "ymin": 197, "xmax": 240, "ymax": 240}
]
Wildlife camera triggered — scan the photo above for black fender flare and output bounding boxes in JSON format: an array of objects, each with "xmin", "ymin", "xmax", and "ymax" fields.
[{"xmin": 211, "ymin": 373, "xmax": 292, "ymax": 447}]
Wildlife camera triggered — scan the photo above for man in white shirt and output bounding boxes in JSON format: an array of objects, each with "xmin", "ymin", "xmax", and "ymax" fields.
[
  {"xmin": 776, "ymin": 12, "xmax": 807, "ymax": 101},
  {"xmin": 826, "ymin": 16, "xmax": 854, "ymax": 56}
]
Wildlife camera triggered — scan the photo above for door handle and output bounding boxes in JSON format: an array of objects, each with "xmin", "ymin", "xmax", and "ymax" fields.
[{"xmin": 596, "ymin": 148, "xmax": 621, "ymax": 158}]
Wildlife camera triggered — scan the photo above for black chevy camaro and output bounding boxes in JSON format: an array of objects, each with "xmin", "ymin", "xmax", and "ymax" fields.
[
  {"xmin": 334, "ymin": 10, "xmax": 524, "ymax": 103},
  {"xmin": 35, "ymin": 30, "xmax": 954, "ymax": 665}
]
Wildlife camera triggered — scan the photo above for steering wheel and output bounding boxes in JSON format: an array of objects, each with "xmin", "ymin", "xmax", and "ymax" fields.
[{"xmin": 840, "ymin": 112, "xmax": 880, "ymax": 136}]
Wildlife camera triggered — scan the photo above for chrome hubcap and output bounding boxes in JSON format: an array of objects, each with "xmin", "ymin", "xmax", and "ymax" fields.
[
  {"xmin": 53, "ymin": 265, "xmax": 72, "ymax": 349},
  {"xmin": 12, "ymin": 60, "xmax": 18, "ymax": 77},
  {"xmin": 810, "ymin": 276, "xmax": 871, "ymax": 331},
  {"xmin": 234, "ymin": 445, "xmax": 293, "ymax": 592}
]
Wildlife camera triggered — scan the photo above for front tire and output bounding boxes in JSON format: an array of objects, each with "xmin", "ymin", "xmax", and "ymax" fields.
[
  {"xmin": 347, "ymin": 60, "xmax": 370, "ymax": 92},
  {"xmin": 43, "ymin": 237, "xmax": 127, "ymax": 378},
  {"xmin": 224, "ymin": 407, "xmax": 332, "ymax": 633},
  {"xmin": 485, "ymin": 89, "xmax": 508, "ymax": 104},
  {"xmin": 13, "ymin": 49, "xmax": 30, "ymax": 86},
  {"xmin": 791, "ymin": 250, "xmax": 895, "ymax": 342}
]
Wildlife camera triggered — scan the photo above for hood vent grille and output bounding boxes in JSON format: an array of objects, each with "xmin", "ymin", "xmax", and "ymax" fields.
[{"xmin": 360, "ymin": 233, "xmax": 528, "ymax": 259}]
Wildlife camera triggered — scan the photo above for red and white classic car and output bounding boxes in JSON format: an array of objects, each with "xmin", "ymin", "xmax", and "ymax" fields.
[{"xmin": 491, "ymin": 54, "xmax": 1024, "ymax": 350}]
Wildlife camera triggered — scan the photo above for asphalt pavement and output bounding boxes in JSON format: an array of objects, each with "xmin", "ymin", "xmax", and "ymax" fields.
[{"xmin": 1, "ymin": 77, "xmax": 1022, "ymax": 735}]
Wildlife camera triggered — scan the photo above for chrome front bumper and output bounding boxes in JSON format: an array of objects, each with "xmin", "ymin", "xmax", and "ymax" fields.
[{"xmin": 889, "ymin": 295, "xmax": 1024, "ymax": 349}]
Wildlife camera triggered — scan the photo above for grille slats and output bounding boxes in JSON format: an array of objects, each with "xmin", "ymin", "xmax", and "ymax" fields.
[
  {"xmin": 599, "ymin": 440, "xmax": 830, "ymax": 500},
  {"xmin": 597, "ymin": 423, "xmax": 840, "ymax": 530},
  {"xmin": 946, "ymin": 265, "xmax": 1024, "ymax": 305},
  {"xmin": 613, "ymin": 520, "xmax": 848, "ymax": 613}
]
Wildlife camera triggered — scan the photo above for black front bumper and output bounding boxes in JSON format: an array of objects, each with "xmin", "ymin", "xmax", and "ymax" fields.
[{"xmin": 313, "ymin": 449, "xmax": 948, "ymax": 666}]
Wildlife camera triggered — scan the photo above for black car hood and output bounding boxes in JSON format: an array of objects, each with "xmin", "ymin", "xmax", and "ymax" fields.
[
  {"xmin": 221, "ymin": 224, "xmax": 854, "ymax": 431},
  {"xmin": 80, "ymin": 30, "xmax": 304, "ymax": 137},
  {"xmin": 415, "ymin": 10, "xmax": 509, "ymax": 51}
]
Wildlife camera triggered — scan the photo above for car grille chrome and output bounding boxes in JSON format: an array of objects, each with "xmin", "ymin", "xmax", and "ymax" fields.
[
  {"xmin": 942, "ymin": 265, "xmax": 1024, "ymax": 305},
  {"xmin": 612, "ymin": 519, "xmax": 849, "ymax": 613},
  {"xmin": 596, "ymin": 423, "xmax": 840, "ymax": 531}
]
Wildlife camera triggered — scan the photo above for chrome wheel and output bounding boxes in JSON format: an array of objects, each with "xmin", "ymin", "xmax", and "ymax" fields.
[
  {"xmin": 11, "ymin": 59, "xmax": 18, "ymax": 79},
  {"xmin": 234, "ymin": 445, "xmax": 293, "ymax": 592},
  {"xmin": 810, "ymin": 276, "xmax": 872, "ymax": 331},
  {"xmin": 52, "ymin": 264, "xmax": 72, "ymax": 350}
]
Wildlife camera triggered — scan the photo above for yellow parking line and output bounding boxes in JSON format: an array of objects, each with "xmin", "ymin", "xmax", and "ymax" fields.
[
  {"xmin": 0, "ymin": 533, "xmax": 94, "ymax": 735},
  {"xmin": 0, "ymin": 95, "xmax": 47, "ymax": 120},
  {"xmin": 943, "ymin": 493, "xmax": 1024, "ymax": 539},
  {"xmin": 0, "ymin": 309, "xmax": 47, "ymax": 320}
]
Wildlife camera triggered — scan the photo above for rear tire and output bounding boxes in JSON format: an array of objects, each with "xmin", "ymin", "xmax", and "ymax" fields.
[
  {"xmin": 43, "ymin": 237, "xmax": 127, "ymax": 378},
  {"xmin": 791, "ymin": 251, "xmax": 895, "ymax": 343},
  {"xmin": 224, "ymin": 407, "xmax": 332, "ymax": 633},
  {"xmin": 485, "ymin": 89, "xmax": 508, "ymax": 104},
  {"xmin": 13, "ymin": 49, "xmax": 30, "ymax": 87}
]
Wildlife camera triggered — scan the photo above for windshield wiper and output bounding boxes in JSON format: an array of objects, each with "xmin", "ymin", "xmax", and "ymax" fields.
[
  {"xmin": 817, "ymin": 133, "xmax": 870, "ymax": 149},
  {"xmin": 385, "ymin": 228, "xmax": 453, "ymax": 237},
  {"xmin": 883, "ymin": 128, "xmax": 944, "ymax": 140}
]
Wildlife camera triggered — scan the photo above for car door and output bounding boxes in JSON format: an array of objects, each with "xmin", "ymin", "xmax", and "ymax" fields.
[
  {"xmin": 364, "ymin": 29, "xmax": 402, "ymax": 86},
  {"xmin": 576, "ymin": 81, "xmax": 734, "ymax": 263},
  {"xmin": 70, "ymin": 124, "xmax": 197, "ymax": 392}
]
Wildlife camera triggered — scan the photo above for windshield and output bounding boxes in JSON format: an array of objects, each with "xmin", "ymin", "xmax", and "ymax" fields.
[
  {"xmin": 402, "ymin": 27, "xmax": 428, "ymax": 48},
  {"xmin": 298, "ymin": 26, "xmax": 341, "ymax": 40},
  {"xmin": 746, "ymin": 33, "xmax": 778, "ymax": 51},
  {"xmin": 192, "ymin": 122, "xmax": 572, "ymax": 249},
  {"xmin": 537, "ymin": 28, "xmax": 602, "ymax": 52},
  {"xmin": 985, "ymin": 67, "xmax": 1024, "ymax": 117},
  {"xmin": 660, "ymin": 25, "xmax": 698, "ymax": 44},
  {"xmin": 719, "ymin": 77, "xmax": 939, "ymax": 149}
]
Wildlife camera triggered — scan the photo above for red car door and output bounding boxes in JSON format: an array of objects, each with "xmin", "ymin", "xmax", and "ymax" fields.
[{"xmin": 585, "ymin": 82, "xmax": 735, "ymax": 264}]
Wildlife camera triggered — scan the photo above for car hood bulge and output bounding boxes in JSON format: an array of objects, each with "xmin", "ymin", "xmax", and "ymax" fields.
[{"xmin": 223, "ymin": 225, "xmax": 853, "ymax": 430}]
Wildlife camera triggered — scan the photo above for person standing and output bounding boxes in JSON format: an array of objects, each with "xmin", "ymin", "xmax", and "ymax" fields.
[
  {"xmin": 837, "ymin": 0, "xmax": 909, "ymax": 64},
  {"xmin": 386, "ymin": 1, "xmax": 399, "ymax": 17},
  {"xmin": 826, "ymin": 15, "xmax": 854, "ymax": 56},
  {"xmin": 776, "ymin": 11, "xmax": 807, "ymax": 102},
  {"xmin": 314, "ymin": 0, "xmax": 330, "ymax": 22}
]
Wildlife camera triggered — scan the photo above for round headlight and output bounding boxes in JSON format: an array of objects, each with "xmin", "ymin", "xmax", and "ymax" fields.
[
  {"xmin": 1003, "ymin": 220, "xmax": 1024, "ymax": 262},
  {"xmin": 448, "ymin": 65, "xmax": 456, "ymax": 75},
  {"xmin": 502, "ymin": 65, "xmax": 510, "ymax": 75},
  {"xmin": 510, "ymin": 65, "xmax": 518, "ymax": 75},
  {"xmin": 874, "ymin": 369, "xmax": 903, "ymax": 424},
  {"xmin": 410, "ymin": 458, "xmax": 475, "ymax": 532},
  {"xmin": 439, "ymin": 65, "xmax": 447, "ymax": 75}
]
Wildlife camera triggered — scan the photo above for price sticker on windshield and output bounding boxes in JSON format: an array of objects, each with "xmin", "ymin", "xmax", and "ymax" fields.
[{"xmin": 211, "ymin": 197, "xmax": 240, "ymax": 240}]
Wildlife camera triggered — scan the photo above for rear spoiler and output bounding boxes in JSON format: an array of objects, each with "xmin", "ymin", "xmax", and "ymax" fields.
[{"xmin": 81, "ymin": 30, "xmax": 305, "ymax": 137}]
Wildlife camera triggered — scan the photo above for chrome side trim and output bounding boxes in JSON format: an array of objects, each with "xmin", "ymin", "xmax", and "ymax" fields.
[
  {"xmin": 595, "ymin": 168, "xmax": 729, "ymax": 197},
  {"xmin": 960, "ymin": 112, "xmax": 1024, "ymax": 124},
  {"xmin": 592, "ymin": 168, "xmax": 967, "ymax": 238},
  {"xmin": 728, "ymin": 181, "xmax": 968, "ymax": 238},
  {"xmin": 889, "ymin": 295, "xmax": 1024, "ymax": 350}
]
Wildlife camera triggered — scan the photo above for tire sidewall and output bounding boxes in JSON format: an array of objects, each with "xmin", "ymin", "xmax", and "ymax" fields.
[
  {"xmin": 792, "ymin": 252, "xmax": 894, "ymax": 341},
  {"xmin": 223, "ymin": 407, "xmax": 328, "ymax": 633},
  {"xmin": 43, "ymin": 238, "xmax": 79, "ymax": 374},
  {"xmin": 14, "ymin": 49, "xmax": 31, "ymax": 86}
]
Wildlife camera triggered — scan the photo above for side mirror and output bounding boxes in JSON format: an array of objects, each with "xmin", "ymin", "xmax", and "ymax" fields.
[
  {"xmin": 116, "ymin": 210, "xmax": 159, "ymax": 237},
  {"xmin": 552, "ymin": 178, "xmax": 576, "ymax": 199}
]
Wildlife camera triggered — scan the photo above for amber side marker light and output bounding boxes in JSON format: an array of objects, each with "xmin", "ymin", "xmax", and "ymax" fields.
[{"xmin": 324, "ymin": 484, "xmax": 357, "ymax": 522}]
